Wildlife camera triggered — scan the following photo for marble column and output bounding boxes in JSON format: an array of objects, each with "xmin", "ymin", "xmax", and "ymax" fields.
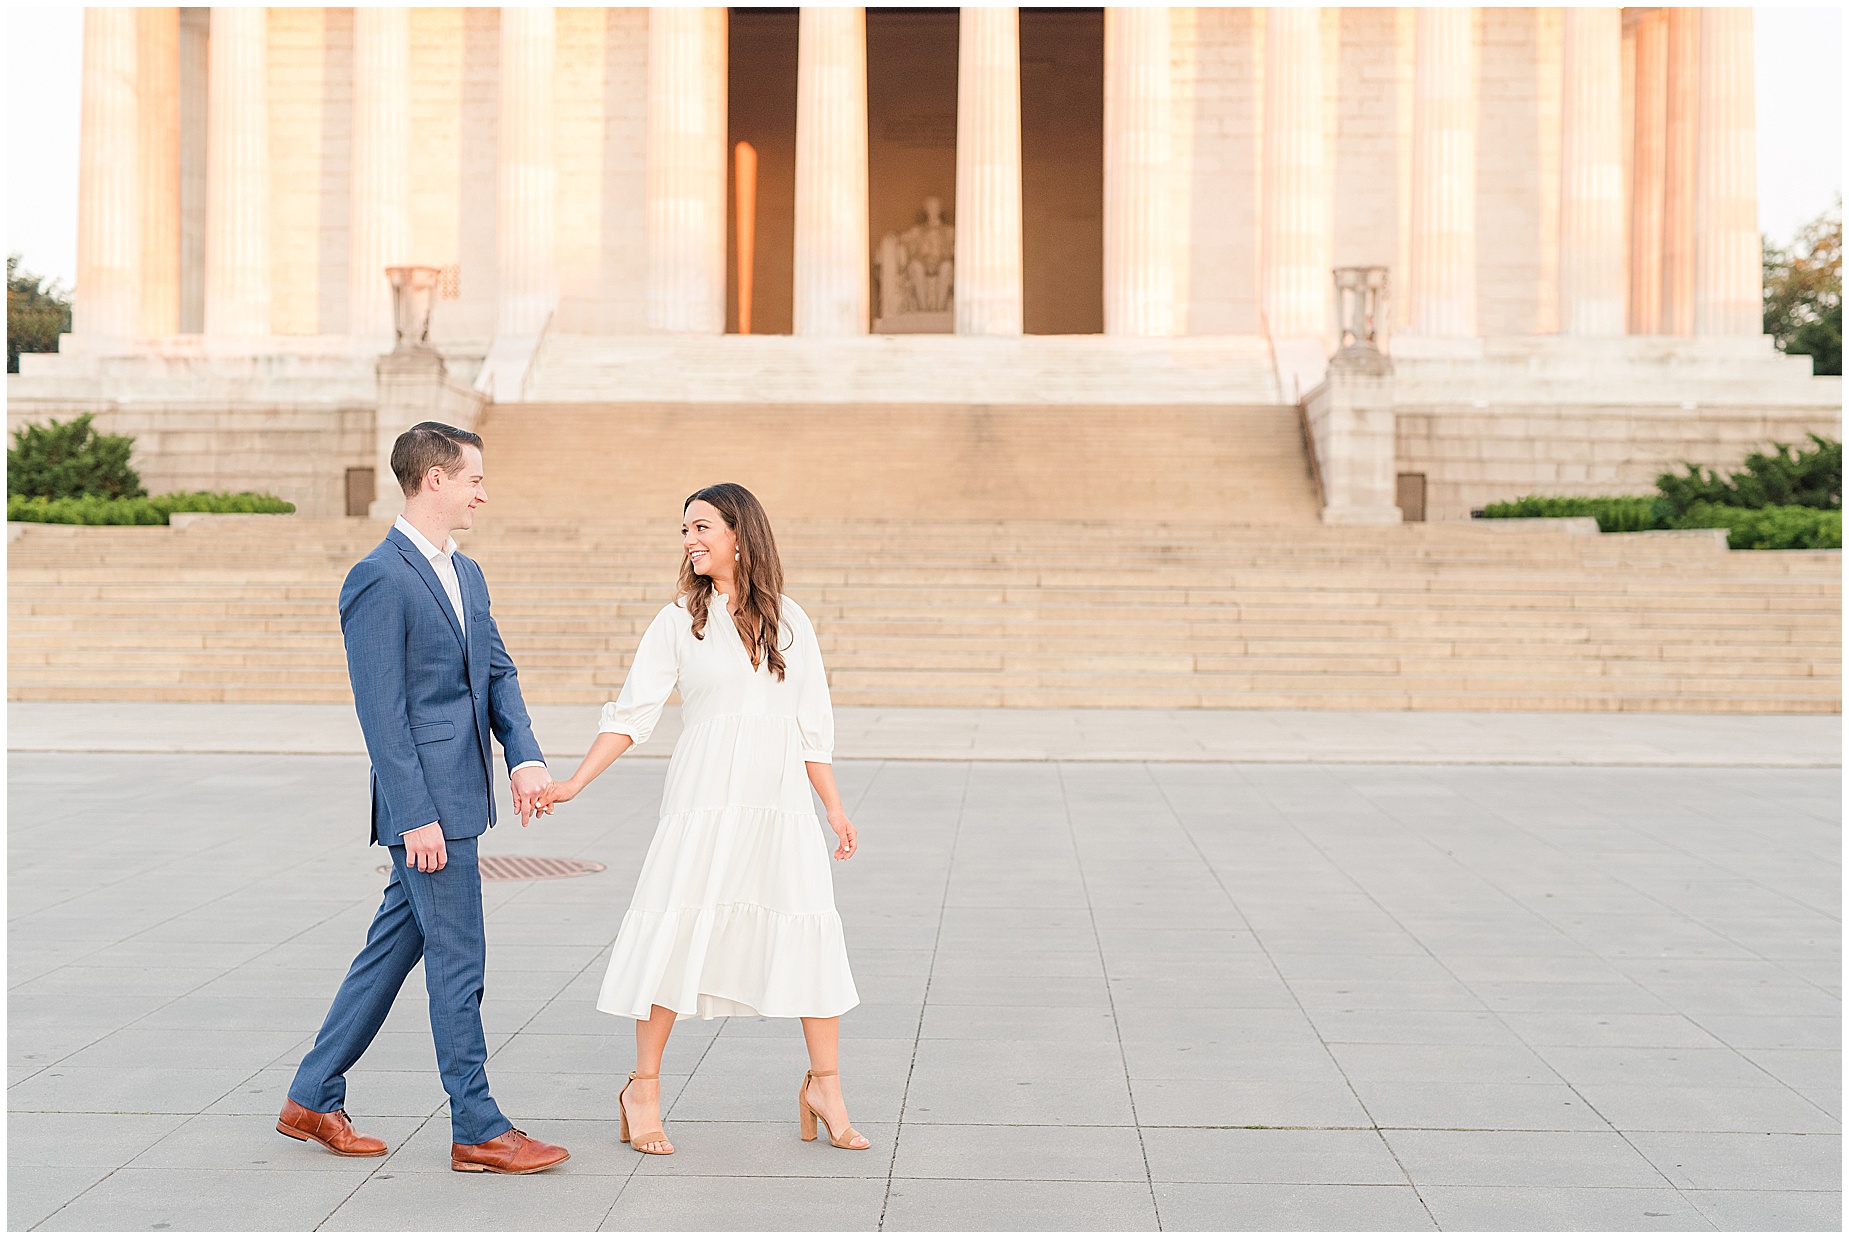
[
  {"xmin": 793, "ymin": 7, "xmax": 869, "ymax": 336},
  {"xmin": 1660, "ymin": 8, "xmax": 1698, "ymax": 336},
  {"xmin": 1260, "ymin": 7, "xmax": 1328, "ymax": 341},
  {"xmin": 1629, "ymin": 9, "xmax": 1668, "ymax": 334},
  {"xmin": 646, "ymin": 8, "xmax": 728, "ymax": 333},
  {"xmin": 1407, "ymin": 8, "xmax": 1478, "ymax": 338},
  {"xmin": 1557, "ymin": 7, "xmax": 1625, "ymax": 336},
  {"xmin": 350, "ymin": 7, "xmax": 412, "ymax": 344},
  {"xmin": 1103, "ymin": 7, "xmax": 1172, "ymax": 336},
  {"xmin": 1693, "ymin": 7, "xmax": 1759, "ymax": 337},
  {"xmin": 497, "ymin": 7, "xmax": 556, "ymax": 338},
  {"xmin": 178, "ymin": 7, "xmax": 208, "ymax": 333},
  {"xmin": 75, "ymin": 8, "xmax": 141, "ymax": 339},
  {"xmin": 203, "ymin": 6, "xmax": 269, "ymax": 337},
  {"xmin": 138, "ymin": 9, "xmax": 181, "ymax": 338},
  {"xmin": 954, "ymin": 7, "xmax": 1023, "ymax": 336}
]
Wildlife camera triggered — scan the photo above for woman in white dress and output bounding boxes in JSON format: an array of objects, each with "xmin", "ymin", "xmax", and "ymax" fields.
[{"xmin": 536, "ymin": 483, "xmax": 868, "ymax": 1156}]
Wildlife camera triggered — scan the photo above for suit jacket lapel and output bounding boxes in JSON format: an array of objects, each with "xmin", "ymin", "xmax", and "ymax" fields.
[
  {"xmin": 459, "ymin": 555, "xmax": 488, "ymax": 679},
  {"xmin": 388, "ymin": 528, "xmax": 465, "ymax": 652}
]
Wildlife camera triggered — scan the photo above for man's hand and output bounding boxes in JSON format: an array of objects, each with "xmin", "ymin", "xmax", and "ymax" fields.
[
  {"xmin": 510, "ymin": 766, "xmax": 551, "ymax": 827},
  {"xmin": 402, "ymin": 822, "xmax": 447, "ymax": 873}
]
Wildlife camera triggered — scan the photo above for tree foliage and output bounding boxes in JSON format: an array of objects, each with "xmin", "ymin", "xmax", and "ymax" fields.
[
  {"xmin": 7, "ymin": 413, "xmax": 146, "ymax": 500},
  {"xmin": 7, "ymin": 254, "xmax": 72, "ymax": 374},
  {"xmin": 1764, "ymin": 201, "xmax": 1842, "ymax": 376},
  {"xmin": 1656, "ymin": 434, "xmax": 1840, "ymax": 513}
]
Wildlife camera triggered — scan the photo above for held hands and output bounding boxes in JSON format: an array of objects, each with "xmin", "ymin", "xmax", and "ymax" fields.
[
  {"xmin": 827, "ymin": 809, "xmax": 858, "ymax": 861},
  {"xmin": 533, "ymin": 779, "xmax": 580, "ymax": 813},
  {"xmin": 510, "ymin": 766, "xmax": 553, "ymax": 827}
]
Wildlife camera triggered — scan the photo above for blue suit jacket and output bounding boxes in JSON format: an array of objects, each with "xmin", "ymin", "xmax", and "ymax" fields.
[{"xmin": 339, "ymin": 527, "xmax": 545, "ymax": 847}]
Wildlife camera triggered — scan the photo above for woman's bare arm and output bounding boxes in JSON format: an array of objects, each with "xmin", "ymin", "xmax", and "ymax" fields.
[
  {"xmin": 806, "ymin": 761, "xmax": 857, "ymax": 860},
  {"xmin": 539, "ymin": 731, "xmax": 635, "ymax": 807}
]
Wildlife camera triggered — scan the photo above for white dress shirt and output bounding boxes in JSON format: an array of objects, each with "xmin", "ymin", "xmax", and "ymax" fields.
[
  {"xmin": 393, "ymin": 516, "xmax": 544, "ymax": 838},
  {"xmin": 394, "ymin": 515, "xmax": 466, "ymax": 639}
]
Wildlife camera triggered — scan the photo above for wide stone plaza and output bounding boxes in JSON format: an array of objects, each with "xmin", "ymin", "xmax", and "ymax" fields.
[{"xmin": 9, "ymin": 707, "xmax": 1839, "ymax": 1232}]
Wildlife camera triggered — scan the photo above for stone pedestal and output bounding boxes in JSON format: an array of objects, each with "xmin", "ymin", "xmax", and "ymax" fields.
[
  {"xmin": 1305, "ymin": 359, "xmax": 1402, "ymax": 527},
  {"xmin": 370, "ymin": 348, "xmax": 487, "ymax": 520}
]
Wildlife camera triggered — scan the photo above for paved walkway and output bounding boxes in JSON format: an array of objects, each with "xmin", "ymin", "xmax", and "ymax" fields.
[
  {"xmin": 9, "ymin": 747, "xmax": 1838, "ymax": 1231},
  {"xmin": 10, "ymin": 702, "xmax": 1842, "ymax": 766}
]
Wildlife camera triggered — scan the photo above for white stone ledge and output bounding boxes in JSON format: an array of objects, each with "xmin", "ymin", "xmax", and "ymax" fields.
[
  {"xmin": 521, "ymin": 333, "xmax": 1285, "ymax": 405},
  {"xmin": 1387, "ymin": 334, "xmax": 1837, "ymax": 408}
]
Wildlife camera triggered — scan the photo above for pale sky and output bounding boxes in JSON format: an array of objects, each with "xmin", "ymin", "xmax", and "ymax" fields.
[{"xmin": 5, "ymin": 5, "xmax": 1843, "ymax": 290}]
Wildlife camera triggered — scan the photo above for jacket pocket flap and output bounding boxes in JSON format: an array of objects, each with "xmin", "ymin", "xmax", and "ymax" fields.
[{"xmin": 410, "ymin": 720, "xmax": 455, "ymax": 744}]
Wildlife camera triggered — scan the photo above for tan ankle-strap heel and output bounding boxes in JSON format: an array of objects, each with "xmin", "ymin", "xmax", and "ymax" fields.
[
  {"xmin": 619, "ymin": 1071, "xmax": 672, "ymax": 1155},
  {"xmin": 798, "ymin": 1069, "xmax": 869, "ymax": 1150}
]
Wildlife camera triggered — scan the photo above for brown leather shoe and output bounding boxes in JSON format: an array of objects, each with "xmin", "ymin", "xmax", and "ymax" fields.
[
  {"xmin": 276, "ymin": 1099, "xmax": 388, "ymax": 1157},
  {"xmin": 451, "ymin": 1128, "xmax": 570, "ymax": 1174}
]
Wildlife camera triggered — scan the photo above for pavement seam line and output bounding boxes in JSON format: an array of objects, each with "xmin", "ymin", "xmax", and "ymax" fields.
[
  {"xmin": 1056, "ymin": 761, "xmax": 1166, "ymax": 1231},
  {"xmin": 1144, "ymin": 762, "xmax": 1442, "ymax": 1228},
  {"xmin": 877, "ymin": 758, "xmax": 970, "ymax": 1233}
]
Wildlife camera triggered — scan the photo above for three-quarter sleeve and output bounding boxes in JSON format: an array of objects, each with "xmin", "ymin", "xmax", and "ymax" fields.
[
  {"xmin": 788, "ymin": 600, "xmax": 835, "ymax": 763},
  {"xmin": 599, "ymin": 605, "xmax": 680, "ymax": 745}
]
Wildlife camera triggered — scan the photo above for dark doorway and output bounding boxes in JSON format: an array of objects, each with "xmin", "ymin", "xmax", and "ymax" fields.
[
  {"xmin": 1021, "ymin": 8, "xmax": 1104, "ymax": 335},
  {"xmin": 866, "ymin": 6, "xmax": 960, "ymax": 295},
  {"xmin": 728, "ymin": 8, "xmax": 798, "ymax": 334}
]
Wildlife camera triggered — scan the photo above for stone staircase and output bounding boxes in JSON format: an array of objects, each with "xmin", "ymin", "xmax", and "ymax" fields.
[
  {"xmin": 9, "ymin": 516, "xmax": 1840, "ymax": 713},
  {"xmin": 473, "ymin": 401, "xmax": 1323, "ymax": 525}
]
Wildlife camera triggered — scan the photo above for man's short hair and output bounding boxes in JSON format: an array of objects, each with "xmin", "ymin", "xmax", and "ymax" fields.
[{"xmin": 391, "ymin": 422, "xmax": 483, "ymax": 497}]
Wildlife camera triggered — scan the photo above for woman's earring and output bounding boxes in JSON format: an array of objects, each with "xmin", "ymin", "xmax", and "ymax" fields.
[{"xmin": 734, "ymin": 551, "xmax": 740, "ymax": 561}]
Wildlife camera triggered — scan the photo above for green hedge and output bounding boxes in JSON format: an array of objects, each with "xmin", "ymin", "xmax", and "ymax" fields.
[
  {"xmin": 1477, "ymin": 495, "xmax": 1839, "ymax": 550},
  {"xmin": 1477, "ymin": 495, "xmax": 1664, "ymax": 532},
  {"xmin": 1670, "ymin": 502, "xmax": 1841, "ymax": 551},
  {"xmin": 8, "ymin": 490, "xmax": 295, "ymax": 526}
]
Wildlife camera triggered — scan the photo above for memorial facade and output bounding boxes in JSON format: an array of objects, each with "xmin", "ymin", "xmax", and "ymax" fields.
[{"xmin": 11, "ymin": 6, "xmax": 1838, "ymax": 523}]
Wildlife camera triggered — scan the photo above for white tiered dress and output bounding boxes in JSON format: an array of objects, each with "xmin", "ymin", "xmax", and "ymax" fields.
[{"xmin": 594, "ymin": 594, "xmax": 859, "ymax": 1022}]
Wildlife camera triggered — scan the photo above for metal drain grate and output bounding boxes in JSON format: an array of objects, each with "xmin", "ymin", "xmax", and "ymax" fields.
[{"xmin": 376, "ymin": 856, "xmax": 606, "ymax": 881}]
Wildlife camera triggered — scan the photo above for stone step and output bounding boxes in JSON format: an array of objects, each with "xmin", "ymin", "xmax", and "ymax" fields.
[{"xmin": 11, "ymin": 516, "xmax": 1838, "ymax": 713}]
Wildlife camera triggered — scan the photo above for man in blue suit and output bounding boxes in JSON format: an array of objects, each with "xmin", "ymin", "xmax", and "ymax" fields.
[{"xmin": 279, "ymin": 422, "xmax": 569, "ymax": 1174}]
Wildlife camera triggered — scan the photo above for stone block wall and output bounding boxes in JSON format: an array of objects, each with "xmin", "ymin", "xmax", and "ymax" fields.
[
  {"xmin": 5, "ymin": 403, "xmax": 374, "ymax": 520},
  {"xmin": 1398, "ymin": 402, "xmax": 1844, "ymax": 521}
]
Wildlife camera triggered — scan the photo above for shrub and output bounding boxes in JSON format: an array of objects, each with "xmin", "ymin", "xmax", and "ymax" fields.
[
  {"xmin": 7, "ymin": 413, "xmax": 145, "ymax": 500},
  {"xmin": 7, "ymin": 490, "xmax": 295, "ymax": 526},
  {"xmin": 1656, "ymin": 434, "xmax": 1841, "ymax": 514},
  {"xmin": 1669, "ymin": 502, "xmax": 1841, "ymax": 551},
  {"xmin": 1477, "ymin": 495, "xmax": 1664, "ymax": 532}
]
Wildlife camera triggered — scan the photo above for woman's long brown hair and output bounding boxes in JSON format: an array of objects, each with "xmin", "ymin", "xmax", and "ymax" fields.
[{"xmin": 678, "ymin": 483, "xmax": 788, "ymax": 681}]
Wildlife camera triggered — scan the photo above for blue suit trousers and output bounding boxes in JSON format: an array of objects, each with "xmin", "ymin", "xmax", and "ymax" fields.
[{"xmin": 287, "ymin": 836, "xmax": 509, "ymax": 1145}]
